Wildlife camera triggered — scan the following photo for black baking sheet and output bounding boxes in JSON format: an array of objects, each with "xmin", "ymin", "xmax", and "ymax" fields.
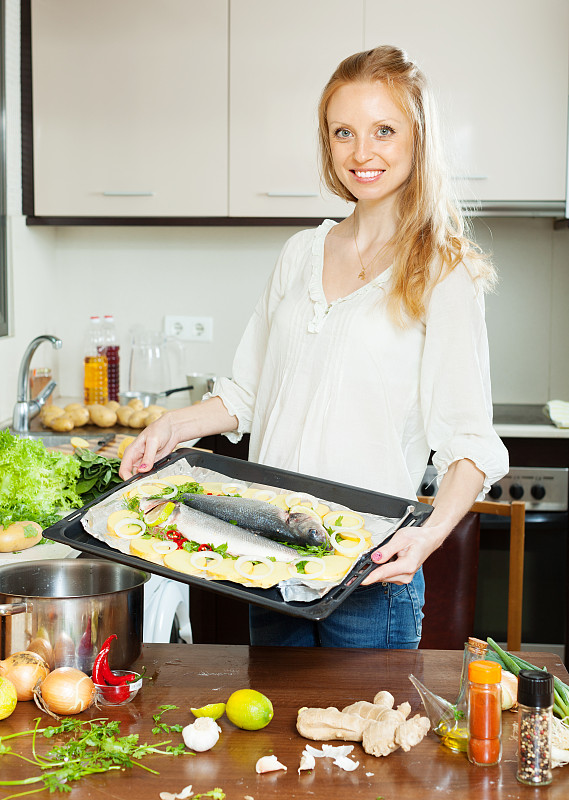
[{"xmin": 43, "ymin": 448, "xmax": 433, "ymax": 620}]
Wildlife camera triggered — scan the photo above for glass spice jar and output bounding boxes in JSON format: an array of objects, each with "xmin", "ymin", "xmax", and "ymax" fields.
[
  {"xmin": 516, "ymin": 669, "xmax": 554, "ymax": 786},
  {"xmin": 439, "ymin": 637, "xmax": 488, "ymax": 753},
  {"xmin": 467, "ymin": 660, "xmax": 502, "ymax": 766}
]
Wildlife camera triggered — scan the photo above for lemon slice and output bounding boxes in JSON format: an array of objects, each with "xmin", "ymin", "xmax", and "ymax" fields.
[
  {"xmin": 191, "ymin": 702, "xmax": 226, "ymax": 720},
  {"xmin": 285, "ymin": 492, "xmax": 319, "ymax": 510},
  {"xmin": 323, "ymin": 510, "xmax": 364, "ymax": 530},
  {"xmin": 70, "ymin": 436, "xmax": 90, "ymax": 449},
  {"xmin": 144, "ymin": 501, "xmax": 175, "ymax": 527},
  {"xmin": 288, "ymin": 504, "xmax": 323, "ymax": 522}
]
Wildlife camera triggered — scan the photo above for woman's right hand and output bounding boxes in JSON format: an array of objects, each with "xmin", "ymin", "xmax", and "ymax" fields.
[
  {"xmin": 118, "ymin": 396, "xmax": 239, "ymax": 480},
  {"xmin": 119, "ymin": 412, "xmax": 180, "ymax": 479}
]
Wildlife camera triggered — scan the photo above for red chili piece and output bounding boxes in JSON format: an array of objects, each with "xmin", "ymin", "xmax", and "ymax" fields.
[
  {"xmin": 92, "ymin": 634, "xmax": 137, "ymax": 686},
  {"xmin": 198, "ymin": 544, "xmax": 212, "ymax": 551}
]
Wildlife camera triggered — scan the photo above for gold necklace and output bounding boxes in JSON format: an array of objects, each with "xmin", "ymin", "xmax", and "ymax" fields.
[{"xmin": 353, "ymin": 211, "xmax": 385, "ymax": 281}]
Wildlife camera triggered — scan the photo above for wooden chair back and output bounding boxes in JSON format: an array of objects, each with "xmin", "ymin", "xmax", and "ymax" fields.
[{"xmin": 418, "ymin": 497, "xmax": 525, "ymax": 651}]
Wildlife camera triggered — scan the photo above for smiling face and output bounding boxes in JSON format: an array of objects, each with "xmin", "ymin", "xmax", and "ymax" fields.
[{"xmin": 326, "ymin": 81, "xmax": 414, "ymax": 210}]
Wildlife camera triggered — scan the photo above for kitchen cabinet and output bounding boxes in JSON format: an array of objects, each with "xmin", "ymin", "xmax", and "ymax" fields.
[
  {"xmin": 364, "ymin": 0, "xmax": 569, "ymax": 211},
  {"xmin": 28, "ymin": 0, "xmax": 228, "ymax": 217},
  {"xmin": 228, "ymin": 0, "xmax": 357, "ymax": 219}
]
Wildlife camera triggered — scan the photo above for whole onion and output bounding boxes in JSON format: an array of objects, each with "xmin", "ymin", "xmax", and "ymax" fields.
[
  {"xmin": 34, "ymin": 667, "xmax": 96, "ymax": 717},
  {"xmin": 0, "ymin": 651, "xmax": 50, "ymax": 701}
]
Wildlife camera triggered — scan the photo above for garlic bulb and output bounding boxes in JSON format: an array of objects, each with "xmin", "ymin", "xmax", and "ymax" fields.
[{"xmin": 182, "ymin": 717, "xmax": 221, "ymax": 752}]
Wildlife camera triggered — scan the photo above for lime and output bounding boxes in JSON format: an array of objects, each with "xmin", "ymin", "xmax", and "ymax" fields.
[
  {"xmin": 144, "ymin": 501, "xmax": 175, "ymax": 527},
  {"xmin": 0, "ymin": 676, "xmax": 18, "ymax": 720},
  {"xmin": 191, "ymin": 702, "xmax": 226, "ymax": 720},
  {"xmin": 225, "ymin": 689, "xmax": 273, "ymax": 730}
]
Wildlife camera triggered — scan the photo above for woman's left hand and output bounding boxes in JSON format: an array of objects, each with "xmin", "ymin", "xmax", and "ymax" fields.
[{"xmin": 360, "ymin": 522, "xmax": 447, "ymax": 585}]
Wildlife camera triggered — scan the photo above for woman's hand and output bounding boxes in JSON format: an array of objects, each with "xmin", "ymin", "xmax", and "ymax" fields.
[
  {"xmin": 119, "ymin": 412, "xmax": 182, "ymax": 479},
  {"xmin": 119, "ymin": 396, "xmax": 239, "ymax": 479},
  {"xmin": 361, "ymin": 522, "xmax": 447, "ymax": 585},
  {"xmin": 361, "ymin": 457, "xmax": 485, "ymax": 586}
]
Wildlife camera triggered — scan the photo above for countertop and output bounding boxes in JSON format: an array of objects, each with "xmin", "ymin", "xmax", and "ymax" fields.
[{"xmin": 2, "ymin": 644, "xmax": 568, "ymax": 799}]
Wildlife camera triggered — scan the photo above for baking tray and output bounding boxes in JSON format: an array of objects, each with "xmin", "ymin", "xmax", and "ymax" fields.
[{"xmin": 43, "ymin": 448, "xmax": 433, "ymax": 620}]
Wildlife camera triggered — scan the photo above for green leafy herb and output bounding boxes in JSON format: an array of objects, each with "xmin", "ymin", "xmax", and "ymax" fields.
[
  {"xmin": 74, "ymin": 448, "xmax": 123, "ymax": 504},
  {"xmin": 0, "ymin": 429, "xmax": 81, "ymax": 527},
  {"xmin": 0, "ymin": 716, "xmax": 190, "ymax": 800},
  {"xmin": 279, "ymin": 540, "xmax": 331, "ymax": 558},
  {"xmin": 295, "ymin": 560, "xmax": 308, "ymax": 574},
  {"xmin": 152, "ymin": 705, "xmax": 184, "ymax": 735},
  {"xmin": 181, "ymin": 540, "xmax": 234, "ymax": 559}
]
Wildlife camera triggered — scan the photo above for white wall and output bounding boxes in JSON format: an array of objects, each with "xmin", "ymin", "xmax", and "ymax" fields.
[{"xmin": 1, "ymin": 0, "xmax": 569, "ymax": 424}]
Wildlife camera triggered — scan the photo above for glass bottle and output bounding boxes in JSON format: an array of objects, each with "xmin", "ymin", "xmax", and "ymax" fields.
[
  {"xmin": 100, "ymin": 314, "xmax": 120, "ymax": 402},
  {"xmin": 439, "ymin": 637, "xmax": 488, "ymax": 752},
  {"xmin": 517, "ymin": 669, "xmax": 554, "ymax": 786},
  {"xmin": 467, "ymin": 660, "xmax": 502, "ymax": 766},
  {"xmin": 84, "ymin": 315, "xmax": 108, "ymax": 404}
]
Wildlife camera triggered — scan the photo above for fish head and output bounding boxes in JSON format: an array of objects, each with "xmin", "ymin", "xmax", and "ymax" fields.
[{"xmin": 287, "ymin": 512, "xmax": 332, "ymax": 549}]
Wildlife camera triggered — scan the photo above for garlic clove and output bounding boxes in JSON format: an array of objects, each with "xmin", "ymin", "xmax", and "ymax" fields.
[
  {"xmin": 500, "ymin": 670, "xmax": 519, "ymax": 710},
  {"xmin": 255, "ymin": 754, "xmax": 287, "ymax": 773},
  {"xmin": 298, "ymin": 750, "xmax": 316, "ymax": 773},
  {"xmin": 333, "ymin": 755, "xmax": 359, "ymax": 771},
  {"xmin": 182, "ymin": 717, "xmax": 221, "ymax": 752}
]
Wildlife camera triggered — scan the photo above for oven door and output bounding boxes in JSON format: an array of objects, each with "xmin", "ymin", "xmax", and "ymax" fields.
[{"xmin": 473, "ymin": 510, "xmax": 568, "ymax": 659}]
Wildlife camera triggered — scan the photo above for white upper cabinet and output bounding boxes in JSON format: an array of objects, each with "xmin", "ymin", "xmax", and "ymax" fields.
[
  {"xmin": 228, "ymin": 0, "xmax": 361, "ymax": 218},
  {"xmin": 364, "ymin": 0, "xmax": 569, "ymax": 210},
  {"xmin": 31, "ymin": 0, "xmax": 228, "ymax": 217}
]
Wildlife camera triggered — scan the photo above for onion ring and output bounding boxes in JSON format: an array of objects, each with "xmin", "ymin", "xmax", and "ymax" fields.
[
  {"xmin": 114, "ymin": 517, "xmax": 146, "ymax": 539},
  {"xmin": 189, "ymin": 550, "xmax": 223, "ymax": 571},
  {"xmin": 252, "ymin": 489, "xmax": 277, "ymax": 502},
  {"xmin": 151, "ymin": 540, "xmax": 178, "ymax": 554},
  {"xmin": 137, "ymin": 479, "xmax": 178, "ymax": 499},
  {"xmin": 288, "ymin": 556, "xmax": 325, "ymax": 579},
  {"xmin": 234, "ymin": 555, "xmax": 274, "ymax": 579},
  {"xmin": 286, "ymin": 492, "xmax": 319, "ymax": 510},
  {"xmin": 330, "ymin": 530, "xmax": 366, "ymax": 557},
  {"xmin": 221, "ymin": 482, "xmax": 248, "ymax": 496}
]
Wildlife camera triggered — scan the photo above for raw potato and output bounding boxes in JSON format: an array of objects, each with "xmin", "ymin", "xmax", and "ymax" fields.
[
  {"xmin": 0, "ymin": 521, "xmax": 43, "ymax": 552},
  {"xmin": 145, "ymin": 404, "xmax": 166, "ymax": 415},
  {"xmin": 89, "ymin": 404, "xmax": 117, "ymax": 428},
  {"xmin": 64, "ymin": 403, "xmax": 84, "ymax": 413},
  {"xmin": 68, "ymin": 406, "xmax": 90, "ymax": 427},
  {"xmin": 40, "ymin": 404, "xmax": 64, "ymax": 424},
  {"xmin": 129, "ymin": 410, "xmax": 149, "ymax": 428},
  {"xmin": 145, "ymin": 410, "xmax": 164, "ymax": 425},
  {"xmin": 47, "ymin": 413, "xmax": 75, "ymax": 432},
  {"xmin": 106, "ymin": 400, "xmax": 120, "ymax": 411},
  {"xmin": 116, "ymin": 405, "xmax": 134, "ymax": 426},
  {"xmin": 127, "ymin": 397, "xmax": 144, "ymax": 411}
]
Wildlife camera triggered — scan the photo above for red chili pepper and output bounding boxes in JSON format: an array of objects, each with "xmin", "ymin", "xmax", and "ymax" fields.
[
  {"xmin": 92, "ymin": 634, "xmax": 137, "ymax": 686},
  {"xmin": 198, "ymin": 544, "xmax": 212, "ymax": 551}
]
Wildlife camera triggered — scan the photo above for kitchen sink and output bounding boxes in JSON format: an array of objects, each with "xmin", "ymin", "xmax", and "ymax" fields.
[{"xmin": 9, "ymin": 430, "xmax": 115, "ymax": 448}]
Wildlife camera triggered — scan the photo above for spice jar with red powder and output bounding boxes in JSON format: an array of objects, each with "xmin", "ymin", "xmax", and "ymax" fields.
[{"xmin": 467, "ymin": 660, "xmax": 502, "ymax": 766}]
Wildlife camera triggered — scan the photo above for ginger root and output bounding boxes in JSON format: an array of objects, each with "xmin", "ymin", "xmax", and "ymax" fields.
[{"xmin": 296, "ymin": 692, "xmax": 430, "ymax": 758}]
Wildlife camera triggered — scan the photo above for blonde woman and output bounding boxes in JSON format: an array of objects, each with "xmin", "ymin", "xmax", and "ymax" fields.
[{"xmin": 121, "ymin": 46, "xmax": 508, "ymax": 648}]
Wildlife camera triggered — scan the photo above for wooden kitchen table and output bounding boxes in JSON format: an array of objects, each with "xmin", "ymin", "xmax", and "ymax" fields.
[{"xmin": 1, "ymin": 645, "xmax": 568, "ymax": 800}]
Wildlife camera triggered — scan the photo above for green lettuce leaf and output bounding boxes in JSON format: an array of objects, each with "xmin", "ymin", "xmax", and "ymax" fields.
[{"xmin": 0, "ymin": 429, "xmax": 81, "ymax": 527}]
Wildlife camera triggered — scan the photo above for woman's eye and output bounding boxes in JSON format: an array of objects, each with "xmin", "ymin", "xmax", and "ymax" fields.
[
  {"xmin": 334, "ymin": 128, "xmax": 352, "ymax": 139},
  {"xmin": 377, "ymin": 125, "xmax": 394, "ymax": 137}
]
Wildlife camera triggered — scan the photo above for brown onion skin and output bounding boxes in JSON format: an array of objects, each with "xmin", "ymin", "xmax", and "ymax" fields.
[
  {"xmin": 37, "ymin": 667, "xmax": 96, "ymax": 715},
  {"xmin": 0, "ymin": 651, "xmax": 50, "ymax": 701}
]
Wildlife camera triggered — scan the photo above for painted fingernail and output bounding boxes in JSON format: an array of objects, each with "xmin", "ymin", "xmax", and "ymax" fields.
[
  {"xmin": 371, "ymin": 551, "xmax": 383, "ymax": 564},
  {"xmin": 139, "ymin": 463, "xmax": 148, "ymax": 469}
]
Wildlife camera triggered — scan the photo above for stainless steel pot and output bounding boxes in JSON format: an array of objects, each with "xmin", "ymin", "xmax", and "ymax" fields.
[
  {"xmin": 0, "ymin": 560, "xmax": 149, "ymax": 672},
  {"xmin": 120, "ymin": 386, "xmax": 190, "ymax": 408}
]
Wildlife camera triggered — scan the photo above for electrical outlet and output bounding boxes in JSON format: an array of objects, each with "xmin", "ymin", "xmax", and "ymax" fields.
[{"xmin": 164, "ymin": 315, "xmax": 213, "ymax": 342}]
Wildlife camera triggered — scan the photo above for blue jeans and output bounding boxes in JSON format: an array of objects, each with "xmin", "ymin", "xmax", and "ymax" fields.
[{"xmin": 249, "ymin": 568, "xmax": 424, "ymax": 648}]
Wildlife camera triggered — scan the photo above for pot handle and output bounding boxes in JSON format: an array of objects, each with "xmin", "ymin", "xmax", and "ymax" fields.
[{"xmin": 0, "ymin": 601, "xmax": 32, "ymax": 616}]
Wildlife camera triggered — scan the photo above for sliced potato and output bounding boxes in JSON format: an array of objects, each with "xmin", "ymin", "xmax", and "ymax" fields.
[
  {"xmin": 107, "ymin": 509, "xmax": 143, "ymax": 537},
  {"xmin": 0, "ymin": 521, "xmax": 43, "ymax": 552},
  {"xmin": 117, "ymin": 436, "xmax": 136, "ymax": 459},
  {"xmin": 163, "ymin": 548, "xmax": 210, "ymax": 577},
  {"xmin": 129, "ymin": 537, "xmax": 166, "ymax": 565}
]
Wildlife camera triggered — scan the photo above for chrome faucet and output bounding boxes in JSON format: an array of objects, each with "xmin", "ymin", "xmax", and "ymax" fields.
[{"xmin": 12, "ymin": 335, "xmax": 62, "ymax": 433}]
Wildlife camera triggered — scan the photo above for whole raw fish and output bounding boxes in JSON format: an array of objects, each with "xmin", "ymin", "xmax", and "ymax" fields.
[
  {"xmin": 169, "ymin": 504, "xmax": 297, "ymax": 561},
  {"xmin": 181, "ymin": 492, "xmax": 330, "ymax": 549}
]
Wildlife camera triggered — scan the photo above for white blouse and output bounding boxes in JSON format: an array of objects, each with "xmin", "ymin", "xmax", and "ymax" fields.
[{"xmin": 210, "ymin": 219, "xmax": 508, "ymax": 501}]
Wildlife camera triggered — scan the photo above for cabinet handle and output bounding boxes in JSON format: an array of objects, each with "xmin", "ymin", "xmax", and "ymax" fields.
[
  {"xmin": 102, "ymin": 191, "xmax": 155, "ymax": 197},
  {"xmin": 451, "ymin": 176, "xmax": 488, "ymax": 181},
  {"xmin": 265, "ymin": 191, "xmax": 319, "ymax": 198}
]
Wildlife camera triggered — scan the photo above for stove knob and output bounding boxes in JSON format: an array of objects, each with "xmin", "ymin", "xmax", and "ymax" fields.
[
  {"xmin": 420, "ymin": 482, "xmax": 435, "ymax": 497},
  {"xmin": 531, "ymin": 484, "xmax": 546, "ymax": 501},
  {"xmin": 509, "ymin": 484, "xmax": 524, "ymax": 500},
  {"xmin": 488, "ymin": 484, "xmax": 503, "ymax": 500}
]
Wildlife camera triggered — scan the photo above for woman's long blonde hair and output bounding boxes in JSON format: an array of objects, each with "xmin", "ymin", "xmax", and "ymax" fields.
[{"xmin": 318, "ymin": 45, "xmax": 496, "ymax": 322}]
